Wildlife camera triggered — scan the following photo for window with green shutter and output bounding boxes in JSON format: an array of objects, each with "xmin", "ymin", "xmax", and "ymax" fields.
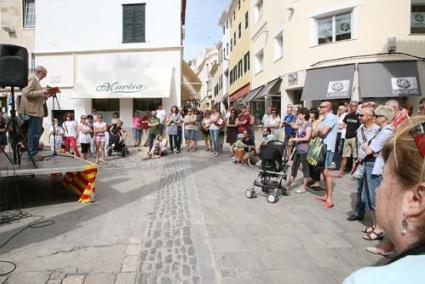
[{"xmin": 123, "ymin": 4, "xmax": 146, "ymax": 43}]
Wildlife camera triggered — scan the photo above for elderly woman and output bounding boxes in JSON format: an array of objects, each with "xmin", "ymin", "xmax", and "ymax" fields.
[
  {"xmin": 361, "ymin": 106, "xmax": 396, "ymax": 241},
  {"xmin": 344, "ymin": 116, "xmax": 425, "ymax": 284}
]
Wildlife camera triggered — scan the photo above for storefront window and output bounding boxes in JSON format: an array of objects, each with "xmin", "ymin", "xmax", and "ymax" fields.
[
  {"xmin": 250, "ymin": 100, "xmax": 265, "ymax": 125},
  {"xmin": 411, "ymin": 4, "xmax": 425, "ymax": 34},
  {"xmin": 92, "ymin": 99, "xmax": 120, "ymax": 124},
  {"xmin": 133, "ymin": 98, "xmax": 162, "ymax": 113}
]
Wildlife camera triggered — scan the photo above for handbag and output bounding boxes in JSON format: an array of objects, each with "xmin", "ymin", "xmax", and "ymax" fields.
[
  {"xmin": 351, "ymin": 160, "xmax": 365, "ymax": 179},
  {"xmin": 306, "ymin": 138, "xmax": 327, "ymax": 167}
]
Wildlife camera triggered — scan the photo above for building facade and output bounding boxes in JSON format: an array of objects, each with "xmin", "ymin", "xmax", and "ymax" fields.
[
  {"xmin": 32, "ymin": 0, "xmax": 185, "ymax": 128},
  {"xmin": 246, "ymin": 0, "xmax": 424, "ymax": 117},
  {"xmin": 0, "ymin": 0, "xmax": 36, "ymax": 112},
  {"xmin": 227, "ymin": 0, "xmax": 251, "ymax": 105}
]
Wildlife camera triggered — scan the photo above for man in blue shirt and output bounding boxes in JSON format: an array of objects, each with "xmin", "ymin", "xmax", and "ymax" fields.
[
  {"xmin": 314, "ymin": 101, "xmax": 339, "ymax": 208},
  {"xmin": 281, "ymin": 104, "xmax": 297, "ymax": 157}
]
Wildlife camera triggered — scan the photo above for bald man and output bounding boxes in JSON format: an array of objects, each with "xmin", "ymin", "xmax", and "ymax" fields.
[{"xmin": 314, "ymin": 101, "xmax": 339, "ymax": 208}]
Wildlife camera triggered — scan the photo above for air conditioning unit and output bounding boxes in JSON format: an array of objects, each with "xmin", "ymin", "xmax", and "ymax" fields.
[{"xmin": 387, "ymin": 37, "xmax": 397, "ymax": 53}]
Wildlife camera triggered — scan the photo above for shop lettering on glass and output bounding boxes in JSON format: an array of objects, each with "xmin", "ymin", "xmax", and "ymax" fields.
[
  {"xmin": 412, "ymin": 12, "xmax": 425, "ymax": 28},
  {"xmin": 326, "ymin": 80, "xmax": 350, "ymax": 98},
  {"xmin": 391, "ymin": 77, "xmax": 419, "ymax": 96},
  {"xmin": 96, "ymin": 82, "xmax": 145, "ymax": 94}
]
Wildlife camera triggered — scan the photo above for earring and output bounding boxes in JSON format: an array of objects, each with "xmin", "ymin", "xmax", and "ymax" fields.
[{"xmin": 401, "ymin": 216, "xmax": 409, "ymax": 235}]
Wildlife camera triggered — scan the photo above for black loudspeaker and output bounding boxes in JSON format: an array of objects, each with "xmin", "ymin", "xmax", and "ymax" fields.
[{"xmin": 0, "ymin": 44, "xmax": 28, "ymax": 88}]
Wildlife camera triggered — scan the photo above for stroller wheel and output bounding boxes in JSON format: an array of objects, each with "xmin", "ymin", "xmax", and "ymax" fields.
[
  {"xmin": 245, "ymin": 189, "xmax": 255, "ymax": 199},
  {"xmin": 267, "ymin": 194, "xmax": 278, "ymax": 203}
]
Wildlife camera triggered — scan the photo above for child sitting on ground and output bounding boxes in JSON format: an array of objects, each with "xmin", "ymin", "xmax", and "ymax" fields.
[
  {"xmin": 231, "ymin": 133, "xmax": 246, "ymax": 164},
  {"xmin": 148, "ymin": 135, "xmax": 168, "ymax": 159}
]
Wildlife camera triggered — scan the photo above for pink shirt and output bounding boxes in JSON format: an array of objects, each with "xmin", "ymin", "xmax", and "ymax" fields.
[{"xmin": 132, "ymin": 116, "xmax": 142, "ymax": 128}]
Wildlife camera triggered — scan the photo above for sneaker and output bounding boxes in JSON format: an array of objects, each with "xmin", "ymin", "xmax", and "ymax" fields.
[{"xmin": 214, "ymin": 152, "xmax": 219, "ymax": 157}]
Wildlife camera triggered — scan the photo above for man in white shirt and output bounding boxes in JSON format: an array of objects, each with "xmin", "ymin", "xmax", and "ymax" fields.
[{"xmin": 156, "ymin": 104, "xmax": 167, "ymax": 135}]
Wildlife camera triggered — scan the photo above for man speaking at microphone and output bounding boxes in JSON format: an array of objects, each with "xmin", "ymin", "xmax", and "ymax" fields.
[{"xmin": 19, "ymin": 65, "xmax": 52, "ymax": 161}]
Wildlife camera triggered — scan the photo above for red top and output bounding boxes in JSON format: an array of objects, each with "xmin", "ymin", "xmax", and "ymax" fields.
[
  {"xmin": 142, "ymin": 115, "xmax": 150, "ymax": 129},
  {"xmin": 237, "ymin": 113, "xmax": 250, "ymax": 133}
]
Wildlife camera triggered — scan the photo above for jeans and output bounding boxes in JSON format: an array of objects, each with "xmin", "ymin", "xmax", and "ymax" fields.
[
  {"xmin": 169, "ymin": 135, "xmax": 179, "ymax": 152},
  {"xmin": 363, "ymin": 162, "xmax": 381, "ymax": 211},
  {"xmin": 210, "ymin": 129, "xmax": 220, "ymax": 154},
  {"xmin": 334, "ymin": 133, "xmax": 344, "ymax": 169},
  {"xmin": 148, "ymin": 134, "xmax": 156, "ymax": 151},
  {"xmin": 176, "ymin": 126, "xmax": 182, "ymax": 150},
  {"xmin": 355, "ymin": 177, "xmax": 366, "ymax": 218},
  {"xmin": 27, "ymin": 116, "xmax": 43, "ymax": 156}
]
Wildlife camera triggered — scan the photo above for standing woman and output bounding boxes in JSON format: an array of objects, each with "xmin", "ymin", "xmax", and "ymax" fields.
[
  {"xmin": 49, "ymin": 118, "xmax": 64, "ymax": 152},
  {"xmin": 132, "ymin": 111, "xmax": 142, "ymax": 147},
  {"xmin": 209, "ymin": 106, "xmax": 224, "ymax": 156},
  {"xmin": 63, "ymin": 113, "xmax": 80, "ymax": 157},
  {"xmin": 78, "ymin": 115, "xmax": 92, "ymax": 160},
  {"xmin": 141, "ymin": 112, "xmax": 150, "ymax": 147},
  {"xmin": 93, "ymin": 113, "xmax": 107, "ymax": 163},
  {"xmin": 269, "ymin": 109, "xmax": 281, "ymax": 139},
  {"xmin": 201, "ymin": 110, "xmax": 212, "ymax": 151},
  {"xmin": 308, "ymin": 107, "xmax": 321, "ymax": 188},
  {"xmin": 226, "ymin": 108, "xmax": 238, "ymax": 153},
  {"xmin": 167, "ymin": 105, "xmax": 183, "ymax": 153},
  {"xmin": 183, "ymin": 109, "xmax": 197, "ymax": 151},
  {"xmin": 286, "ymin": 108, "xmax": 312, "ymax": 193}
]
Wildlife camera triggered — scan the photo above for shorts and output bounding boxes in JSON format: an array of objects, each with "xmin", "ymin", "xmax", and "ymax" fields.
[
  {"xmin": 132, "ymin": 128, "xmax": 141, "ymax": 140},
  {"xmin": 342, "ymin": 137, "xmax": 358, "ymax": 158},
  {"xmin": 95, "ymin": 135, "xmax": 105, "ymax": 143},
  {"xmin": 202, "ymin": 131, "xmax": 210, "ymax": 140},
  {"xmin": 81, "ymin": 143, "xmax": 90, "ymax": 154},
  {"xmin": 185, "ymin": 129, "xmax": 197, "ymax": 140},
  {"xmin": 324, "ymin": 150, "xmax": 335, "ymax": 169}
]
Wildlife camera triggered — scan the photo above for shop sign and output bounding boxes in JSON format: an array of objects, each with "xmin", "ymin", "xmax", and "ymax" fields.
[
  {"xmin": 326, "ymin": 80, "xmax": 350, "ymax": 98},
  {"xmin": 412, "ymin": 12, "xmax": 425, "ymax": 28},
  {"xmin": 288, "ymin": 72, "xmax": 298, "ymax": 86},
  {"xmin": 96, "ymin": 82, "xmax": 145, "ymax": 95},
  {"xmin": 391, "ymin": 77, "xmax": 419, "ymax": 96}
]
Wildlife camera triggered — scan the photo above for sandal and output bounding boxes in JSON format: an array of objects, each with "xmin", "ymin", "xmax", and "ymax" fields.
[
  {"xmin": 363, "ymin": 230, "xmax": 384, "ymax": 241},
  {"xmin": 323, "ymin": 202, "xmax": 334, "ymax": 209},
  {"xmin": 365, "ymin": 247, "xmax": 394, "ymax": 257},
  {"xmin": 362, "ymin": 225, "xmax": 376, "ymax": 234},
  {"xmin": 314, "ymin": 196, "xmax": 327, "ymax": 202},
  {"xmin": 295, "ymin": 189, "xmax": 307, "ymax": 194}
]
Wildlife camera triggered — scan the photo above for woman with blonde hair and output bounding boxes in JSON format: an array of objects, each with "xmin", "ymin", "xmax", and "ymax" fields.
[{"xmin": 344, "ymin": 116, "xmax": 425, "ymax": 284}]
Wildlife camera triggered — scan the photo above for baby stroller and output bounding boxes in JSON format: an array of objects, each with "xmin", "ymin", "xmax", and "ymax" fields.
[
  {"xmin": 107, "ymin": 126, "xmax": 129, "ymax": 157},
  {"xmin": 245, "ymin": 140, "xmax": 290, "ymax": 203}
]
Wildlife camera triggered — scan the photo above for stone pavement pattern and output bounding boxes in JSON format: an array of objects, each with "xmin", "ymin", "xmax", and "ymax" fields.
[{"xmin": 0, "ymin": 148, "xmax": 385, "ymax": 283}]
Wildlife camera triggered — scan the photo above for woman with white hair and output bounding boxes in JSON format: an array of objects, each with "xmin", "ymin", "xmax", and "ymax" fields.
[
  {"xmin": 361, "ymin": 105, "xmax": 396, "ymax": 242},
  {"xmin": 344, "ymin": 116, "xmax": 425, "ymax": 284}
]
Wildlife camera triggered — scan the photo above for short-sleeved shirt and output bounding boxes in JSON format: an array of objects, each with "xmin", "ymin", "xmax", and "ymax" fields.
[
  {"xmin": 156, "ymin": 109, "xmax": 167, "ymax": 123},
  {"xmin": 242, "ymin": 137, "xmax": 255, "ymax": 152},
  {"xmin": 338, "ymin": 113, "xmax": 348, "ymax": 138},
  {"xmin": 343, "ymin": 112, "xmax": 361, "ymax": 139},
  {"xmin": 238, "ymin": 113, "xmax": 250, "ymax": 132},
  {"xmin": 356, "ymin": 124, "xmax": 380, "ymax": 161},
  {"xmin": 369, "ymin": 124, "xmax": 395, "ymax": 175},
  {"xmin": 132, "ymin": 116, "xmax": 142, "ymax": 128},
  {"xmin": 295, "ymin": 122, "xmax": 312, "ymax": 154},
  {"xmin": 148, "ymin": 117, "xmax": 161, "ymax": 135},
  {"xmin": 63, "ymin": 120, "xmax": 78, "ymax": 138},
  {"xmin": 318, "ymin": 112, "xmax": 339, "ymax": 153},
  {"xmin": 283, "ymin": 114, "xmax": 296, "ymax": 135},
  {"xmin": 343, "ymin": 255, "xmax": 425, "ymax": 284},
  {"xmin": 184, "ymin": 115, "xmax": 197, "ymax": 130}
]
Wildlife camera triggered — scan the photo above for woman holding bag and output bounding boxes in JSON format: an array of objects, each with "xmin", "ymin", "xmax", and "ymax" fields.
[{"xmin": 167, "ymin": 105, "xmax": 183, "ymax": 153}]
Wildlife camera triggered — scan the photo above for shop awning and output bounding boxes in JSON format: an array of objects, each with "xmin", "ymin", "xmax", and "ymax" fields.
[
  {"xmin": 253, "ymin": 77, "xmax": 282, "ymax": 101},
  {"xmin": 302, "ymin": 64, "xmax": 355, "ymax": 101},
  {"xmin": 240, "ymin": 85, "xmax": 264, "ymax": 104},
  {"xmin": 359, "ymin": 61, "xmax": 421, "ymax": 98},
  {"xmin": 72, "ymin": 52, "xmax": 174, "ymax": 99},
  {"xmin": 229, "ymin": 84, "xmax": 250, "ymax": 103}
]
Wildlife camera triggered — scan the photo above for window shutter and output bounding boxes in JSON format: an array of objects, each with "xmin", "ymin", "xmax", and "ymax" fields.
[
  {"xmin": 133, "ymin": 4, "xmax": 146, "ymax": 42},
  {"xmin": 123, "ymin": 5, "xmax": 134, "ymax": 43}
]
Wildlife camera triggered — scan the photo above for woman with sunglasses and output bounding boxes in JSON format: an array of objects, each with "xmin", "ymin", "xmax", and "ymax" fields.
[
  {"xmin": 344, "ymin": 116, "xmax": 425, "ymax": 284},
  {"xmin": 62, "ymin": 113, "xmax": 80, "ymax": 157},
  {"xmin": 93, "ymin": 114, "xmax": 107, "ymax": 163},
  {"xmin": 78, "ymin": 115, "xmax": 92, "ymax": 160}
]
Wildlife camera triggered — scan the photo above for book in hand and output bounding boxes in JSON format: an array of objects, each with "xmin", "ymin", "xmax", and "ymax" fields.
[{"xmin": 46, "ymin": 87, "xmax": 61, "ymax": 95}]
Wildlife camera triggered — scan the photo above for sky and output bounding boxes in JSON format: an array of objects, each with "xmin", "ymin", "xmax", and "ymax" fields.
[{"xmin": 183, "ymin": 0, "xmax": 229, "ymax": 61}]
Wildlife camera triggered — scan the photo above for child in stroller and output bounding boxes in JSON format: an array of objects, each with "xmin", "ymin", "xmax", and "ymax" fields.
[
  {"xmin": 107, "ymin": 121, "xmax": 129, "ymax": 157},
  {"xmin": 245, "ymin": 140, "xmax": 290, "ymax": 203}
]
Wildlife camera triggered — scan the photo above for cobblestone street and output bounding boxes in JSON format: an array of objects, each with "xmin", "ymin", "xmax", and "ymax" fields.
[{"xmin": 0, "ymin": 148, "xmax": 385, "ymax": 283}]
